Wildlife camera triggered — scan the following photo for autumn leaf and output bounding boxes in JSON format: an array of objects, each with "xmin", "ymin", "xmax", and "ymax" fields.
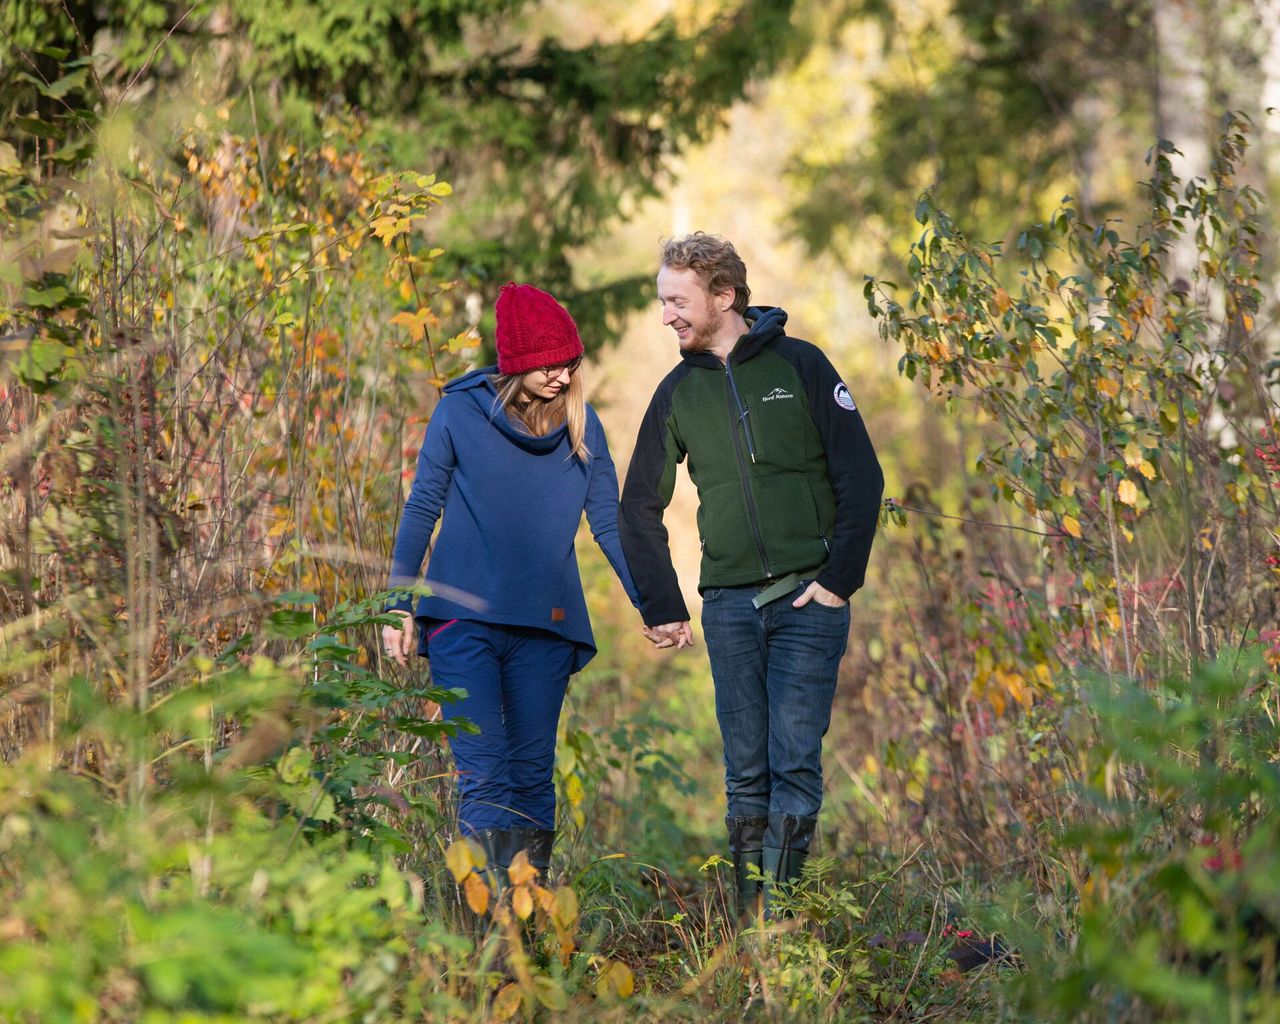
[
  {"xmin": 493, "ymin": 983, "xmax": 522, "ymax": 1022},
  {"xmin": 552, "ymin": 885, "xmax": 579, "ymax": 930},
  {"xmin": 512, "ymin": 886, "xmax": 533, "ymax": 920},
  {"xmin": 1123, "ymin": 441, "xmax": 1144, "ymax": 469},
  {"xmin": 371, "ymin": 215, "xmax": 410, "ymax": 245},
  {"xmin": 1117, "ymin": 479, "xmax": 1139, "ymax": 506},
  {"xmin": 1097, "ymin": 377, "xmax": 1120, "ymax": 398},
  {"xmin": 1138, "ymin": 460, "xmax": 1157, "ymax": 480},
  {"xmin": 444, "ymin": 838, "xmax": 483, "ymax": 882},
  {"xmin": 463, "ymin": 871, "xmax": 489, "ymax": 915},
  {"xmin": 993, "ymin": 288, "xmax": 1012, "ymax": 313},
  {"xmin": 507, "ymin": 849, "xmax": 537, "ymax": 887},
  {"xmin": 1061, "ymin": 515, "xmax": 1082, "ymax": 539},
  {"xmin": 596, "ymin": 961, "xmax": 636, "ymax": 1000},
  {"xmin": 389, "ymin": 307, "xmax": 432, "ymax": 342}
]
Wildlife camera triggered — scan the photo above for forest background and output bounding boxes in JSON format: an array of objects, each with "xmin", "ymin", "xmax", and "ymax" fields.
[{"xmin": 2, "ymin": 0, "xmax": 1279, "ymax": 1020}]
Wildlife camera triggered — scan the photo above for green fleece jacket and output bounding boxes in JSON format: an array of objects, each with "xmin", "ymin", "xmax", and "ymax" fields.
[{"xmin": 619, "ymin": 306, "xmax": 884, "ymax": 627}]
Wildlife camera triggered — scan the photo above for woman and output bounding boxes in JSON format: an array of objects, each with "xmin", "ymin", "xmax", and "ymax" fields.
[{"xmin": 383, "ymin": 282, "xmax": 639, "ymax": 881}]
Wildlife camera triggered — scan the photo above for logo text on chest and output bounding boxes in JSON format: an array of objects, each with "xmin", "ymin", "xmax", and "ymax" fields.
[{"xmin": 762, "ymin": 387, "xmax": 794, "ymax": 402}]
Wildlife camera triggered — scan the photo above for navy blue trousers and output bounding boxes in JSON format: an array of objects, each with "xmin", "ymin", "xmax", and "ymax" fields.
[
  {"xmin": 427, "ymin": 619, "xmax": 575, "ymax": 836},
  {"xmin": 700, "ymin": 577, "xmax": 850, "ymax": 849}
]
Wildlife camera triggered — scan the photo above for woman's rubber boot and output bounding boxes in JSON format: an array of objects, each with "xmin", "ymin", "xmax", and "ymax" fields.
[
  {"xmin": 727, "ymin": 814, "xmax": 768, "ymax": 923},
  {"xmin": 510, "ymin": 827, "xmax": 555, "ymax": 882},
  {"xmin": 472, "ymin": 827, "xmax": 515, "ymax": 900},
  {"xmin": 761, "ymin": 814, "xmax": 816, "ymax": 919}
]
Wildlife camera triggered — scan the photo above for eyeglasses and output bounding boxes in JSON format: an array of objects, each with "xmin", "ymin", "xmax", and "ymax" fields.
[{"xmin": 536, "ymin": 356, "xmax": 583, "ymax": 379}]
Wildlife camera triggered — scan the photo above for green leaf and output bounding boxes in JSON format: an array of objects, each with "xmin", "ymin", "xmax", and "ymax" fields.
[
  {"xmin": 16, "ymin": 338, "xmax": 67, "ymax": 384},
  {"xmin": 533, "ymin": 977, "xmax": 569, "ymax": 1010},
  {"xmin": 278, "ymin": 746, "xmax": 313, "ymax": 785},
  {"xmin": 23, "ymin": 285, "xmax": 69, "ymax": 309},
  {"xmin": 264, "ymin": 608, "xmax": 314, "ymax": 639},
  {"xmin": 42, "ymin": 68, "xmax": 90, "ymax": 100}
]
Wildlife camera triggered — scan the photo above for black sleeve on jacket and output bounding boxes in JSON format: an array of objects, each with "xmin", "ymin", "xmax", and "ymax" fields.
[
  {"xmin": 775, "ymin": 337, "xmax": 884, "ymax": 599},
  {"xmin": 619, "ymin": 366, "xmax": 692, "ymax": 627}
]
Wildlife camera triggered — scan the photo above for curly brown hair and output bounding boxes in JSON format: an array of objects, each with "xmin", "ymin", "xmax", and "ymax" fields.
[{"xmin": 659, "ymin": 232, "xmax": 751, "ymax": 315}]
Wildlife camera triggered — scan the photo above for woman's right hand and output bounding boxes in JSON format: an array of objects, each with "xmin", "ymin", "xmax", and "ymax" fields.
[{"xmin": 382, "ymin": 609, "xmax": 414, "ymax": 666}]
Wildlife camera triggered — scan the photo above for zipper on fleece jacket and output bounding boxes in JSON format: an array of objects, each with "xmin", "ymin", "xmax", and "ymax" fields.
[{"xmin": 724, "ymin": 360, "xmax": 771, "ymax": 579}]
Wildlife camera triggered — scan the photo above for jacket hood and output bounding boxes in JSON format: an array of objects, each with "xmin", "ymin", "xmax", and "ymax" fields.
[
  {"xmin": 445, "ymin": 365, "xmax": 569, "ymax": 453},
  {"xmin": 678, "ymin": 305, "xmax": 789, "ymax": 369},
  {"xmin": 733, "ymin": 306, "xmax": 788, "ymax": 362}
]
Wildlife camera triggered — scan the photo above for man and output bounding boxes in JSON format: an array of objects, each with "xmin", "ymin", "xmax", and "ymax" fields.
[{"xmin": 619, "ymin": 232, "xmax": 883, "ymax": 917}]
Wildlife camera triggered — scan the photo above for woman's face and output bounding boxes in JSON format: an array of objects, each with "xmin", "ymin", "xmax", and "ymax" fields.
[{"xmin": 520, "ymin": 357, "xmax": 581, "ymax": 401}]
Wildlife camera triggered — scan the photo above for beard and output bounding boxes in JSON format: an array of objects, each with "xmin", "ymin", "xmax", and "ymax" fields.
[{"xmin": 681, "ymin": 300, "xmax": 724, "ymax": 352}]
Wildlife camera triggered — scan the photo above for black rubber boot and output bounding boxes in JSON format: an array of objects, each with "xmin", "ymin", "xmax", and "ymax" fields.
[
  {"xmin": 727, "ymin": 814, "xmax": 769, "ymax": 921},
  {"xmin": 761, "ymin": 814, "xmax": 817, "ymax": 919},
  {"xmin": 472, "ymin": 827, "xmax": 515, "ymax": 894},
  {"xmin": 510, "ymin": 827, "xmax": 555, "ymax": 880}
]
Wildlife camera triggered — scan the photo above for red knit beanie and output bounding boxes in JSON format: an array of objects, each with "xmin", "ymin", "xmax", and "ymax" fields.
[{"xmin": 494, "ymin": 282, "xmax": 584, "ymax": 375}]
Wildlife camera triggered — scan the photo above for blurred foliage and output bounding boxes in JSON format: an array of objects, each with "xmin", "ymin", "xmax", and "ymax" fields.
[
  {"xmin": 1012, "ymin": 655, "xmax": 1280, "ymax": 1022},
  {"xmin": 2, "ymin": 0, "xmax": 803, "ymax": 350}
]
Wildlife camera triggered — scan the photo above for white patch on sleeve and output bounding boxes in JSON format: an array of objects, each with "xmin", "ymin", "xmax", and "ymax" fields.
[{"xmin": 833, "ymin": 382, "xmax": 856, "ymax": 412}]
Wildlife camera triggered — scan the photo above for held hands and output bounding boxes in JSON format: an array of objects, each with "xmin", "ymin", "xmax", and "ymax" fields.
[
  {"xmin": 382, "ymin": 609, "xmax": 414, "ymax": 666},
  {"xmin": 642, "ymin": 621, "xmax": 694, "ymax": 649},
  {"xmin": 792, "ymin": 580, "xmax": 848, "ymax": 609}
]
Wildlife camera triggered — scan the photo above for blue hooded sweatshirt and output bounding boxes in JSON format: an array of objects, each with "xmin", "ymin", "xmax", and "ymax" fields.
[{"xmin": 388, "ymin": 366, "xmax": 639, "ymax": 673}]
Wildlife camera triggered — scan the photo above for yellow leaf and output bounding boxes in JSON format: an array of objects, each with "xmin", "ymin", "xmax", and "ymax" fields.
[
  {"xmin": 512, "ymin": 886, "xmax": 533, "ymax": 920},
  {"xmin": 1123, "ymin": 441, "xmax": 1144, "ymax": 469},
  {"xmin": 1006, "ymin": 673, "xmax": 1032, "ymax": 708},
  {"xmin": 989, "ymin": 688, "xmax": 1006, "ymax": 717},
  {"xmin": 1117, "ymin": 479, "xmax": 1138, "ymax": 506},
  {"xmin": 993, "ymin": 288, "xmax": 1012, "ymax": 313},
  {"xmin": 612, "ymin": 962, "xmax": 635, "ymax": 998},
  {"xmin": 1062, "ymin": 516, "xmax": 1082, "ymax": 539},
  {"xmin": 905, "ymin": 779, "xmax": 924, "ymax": 802},
  {"xmin": 552, "ymin": 885, "xmax": 579, "ymax": 930},
  {"xmin": 389, "ymin": 307, "xmax": 431, "ymax": 342},
  {"xmin": 463, "ymin": 871, "xmax": 489, "ymax": 915},
  {"xmin": 444, "ymin": 838, "xmax": 483, "ymax": 882},
  {"xmin": 1138, "ymin": 459, "xmax": 1156, "ymax": 480},
  {"xmin": 507, "ymin": 849, "xmax": 537, "ymax": 888},
  {"xmin": 1097, "ymin": 377, "xmax": 1120, "ymax": 398},
  {"xmin": 371, "ymin": 215, "xmax": 410, "ymax": 245},
  {"xmin": 597, "ymin": 961, "xmax": 635, "ymax": 1000},
  {"xmin": 565, "ymin": 773, "xmax": 585, "ymax": 808},
  {"xmin": 493, "ymin": 983, "xmax": 522, "ymax": 1022}
]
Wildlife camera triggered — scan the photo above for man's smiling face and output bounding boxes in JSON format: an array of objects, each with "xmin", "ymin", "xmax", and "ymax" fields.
[{"xmin": 657, "ymin": 264, "xmax": 723, "ymax": 352}]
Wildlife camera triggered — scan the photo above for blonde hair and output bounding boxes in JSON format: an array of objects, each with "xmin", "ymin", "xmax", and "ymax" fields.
[
  {"xmin": 491, "ymin": 368, "xmax": 591, "ymax": 462},
  {"xmin": 659, "ymin": 232, "xmax": 751, "ymax": 315}
]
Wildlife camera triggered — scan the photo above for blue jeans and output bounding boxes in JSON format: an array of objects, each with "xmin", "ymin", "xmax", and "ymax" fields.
[
  {"xmin": 426, "ymin": 619, "xmax": 576, "ymax": 836},
  {"xmin": 700, "ymin": 579, "xmax": 850, "ymax": 847}
]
